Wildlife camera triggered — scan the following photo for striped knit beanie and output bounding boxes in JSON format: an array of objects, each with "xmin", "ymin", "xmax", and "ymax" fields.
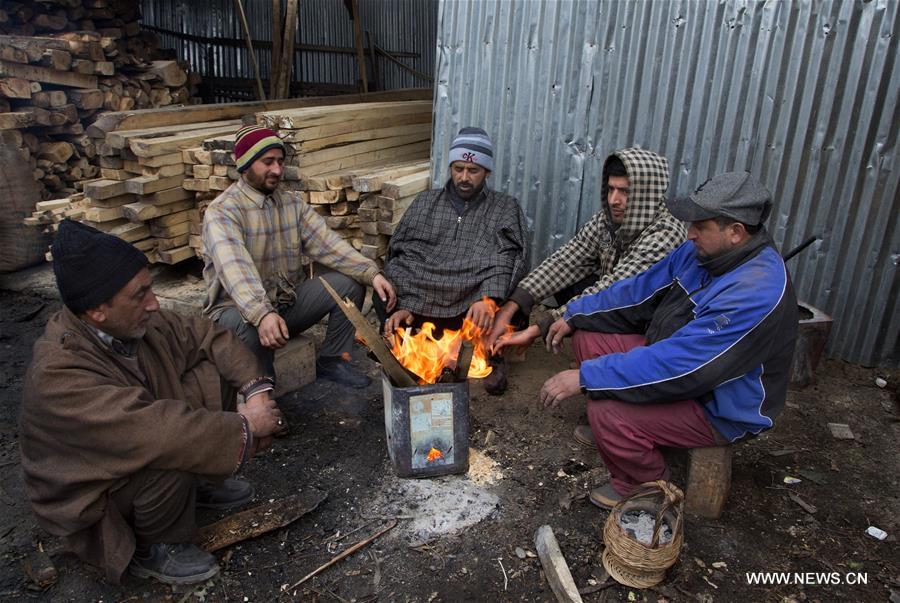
[
  {"xmin": 448, "ymin": 127, "xmax": 494, "ymax": 172},
  {"xmin": 234, "ymin": 125, "xmax": 285, "ymax": 173}
]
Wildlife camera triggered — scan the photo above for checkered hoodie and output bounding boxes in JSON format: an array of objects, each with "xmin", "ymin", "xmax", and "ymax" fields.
[{"xmin": 509, "ymin": 148, "xmax": 686, "ymax": 316}]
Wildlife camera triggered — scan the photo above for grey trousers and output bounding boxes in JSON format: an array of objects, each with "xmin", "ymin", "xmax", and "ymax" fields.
[{"xmin": 216, "ymin": 271, "xmax": 364, "ymax": 377}]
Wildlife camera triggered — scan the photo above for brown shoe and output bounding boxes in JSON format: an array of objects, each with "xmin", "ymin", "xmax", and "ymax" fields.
[
  {"xmin": 589, "ymin": 483, "xmax": 623, "ymax": 510},
  {"xmin": 482, "ymin": 356, "xmax": 508, "ymax": 396},
  {"xmin": 573, "ymin": 424, "xmax": 595, "ymax": 448}
]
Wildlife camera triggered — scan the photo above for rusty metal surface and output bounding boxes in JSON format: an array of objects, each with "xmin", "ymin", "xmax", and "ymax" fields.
[{"xmin": 432, "ymin": 0, "xmax": 899, "ymax": 367}]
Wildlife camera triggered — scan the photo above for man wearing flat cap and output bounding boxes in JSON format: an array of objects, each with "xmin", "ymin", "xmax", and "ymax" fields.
[
  {"xmin": 20, "ymin": 220, "xmax": 285, "ymax": 585},
  {"xmin": 202, "ymin": 124, "xmax": 397, "ymax": 389},
  {"xmin": 497, "ymin": 172, "xmax": 798, "ymax": 508},
  {"xmin": 379, "ymin": 127, "xmax": 529, "ymax": 393}
]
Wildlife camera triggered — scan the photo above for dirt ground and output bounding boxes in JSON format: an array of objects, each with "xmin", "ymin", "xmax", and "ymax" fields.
[{"xmin": 0, "ymin": 277, "xmax": 898, "ymax": 602}]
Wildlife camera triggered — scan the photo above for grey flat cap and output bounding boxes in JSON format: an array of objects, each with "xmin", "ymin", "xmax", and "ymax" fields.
[{"xmin": 666, "ymin": 171, "xmax": 772, "ymax": 225}]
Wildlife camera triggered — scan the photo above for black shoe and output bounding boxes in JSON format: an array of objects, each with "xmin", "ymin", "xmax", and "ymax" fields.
[
  {"xmin": 316, "ymin": 356, "xmax": 371, "ymax": 389},
  {"xmin": 196, "ymin": 478, "xmax": 254, "ymax": 510},
  {"xmin": 482, "ymin": 356, "xmax": 508, "ymax": 396},
  {"xmin": 129, "ymin": 543, "xmax": 219, "ymax": 585}
]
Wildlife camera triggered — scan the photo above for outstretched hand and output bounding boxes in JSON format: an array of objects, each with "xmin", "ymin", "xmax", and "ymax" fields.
[
  {"xmin": 492, "ymin": 324, "xmax": 540, "ymax": 355},
  {"xmin": 539, "ymin": 369, "xmax": 582, "ymax": 408},
  {"xmin": 545, "ymin": 317, "xmax": 573, "ymax": 354},
  {"xmin": 384, "ymin": 309, "xmax": 414, "ymax": 336},
  {"xmin": 466, "ymin": 299, "xmax": 496, "ymax": 332},
  {"xmin": 485, "ymin": 301, "xmax": 518, "ymax": 349}
]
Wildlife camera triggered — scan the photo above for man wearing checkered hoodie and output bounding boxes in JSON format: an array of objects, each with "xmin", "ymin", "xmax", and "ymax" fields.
[{"xmin": 489, "ymin": 148, "xmax": 685, "ymax": 344}]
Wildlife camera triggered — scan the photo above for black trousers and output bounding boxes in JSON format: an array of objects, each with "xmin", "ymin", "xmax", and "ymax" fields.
[{"xmin": 217, "ymin": 271, "xmax": 364, "ymax": 377}]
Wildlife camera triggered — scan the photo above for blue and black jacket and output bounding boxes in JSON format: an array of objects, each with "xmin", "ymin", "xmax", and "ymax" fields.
[{"xmin": 564, "ymin": 231, "xmax": 798, "ymax": 442}]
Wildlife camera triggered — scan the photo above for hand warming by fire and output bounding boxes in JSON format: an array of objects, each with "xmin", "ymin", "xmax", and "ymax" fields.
[{"xmin": 388, "ymin": 297, "xmax": 512, "ymax": 384}]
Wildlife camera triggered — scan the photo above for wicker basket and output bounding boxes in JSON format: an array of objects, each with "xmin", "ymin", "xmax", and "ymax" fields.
[{"xmin": 601, "ymin": 480, "xmax": 685, "ymax": 588}]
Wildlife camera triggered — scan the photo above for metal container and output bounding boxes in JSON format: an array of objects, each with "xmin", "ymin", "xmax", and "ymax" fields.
[{"xmin": 382, "ymin": 374, "xmax": 470, "ymax": 478}]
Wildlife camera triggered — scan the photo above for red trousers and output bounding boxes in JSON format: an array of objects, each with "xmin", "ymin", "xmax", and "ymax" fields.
[{"xmin": 572, "ymin": 330, "xmax": 721, "ymax": 496}]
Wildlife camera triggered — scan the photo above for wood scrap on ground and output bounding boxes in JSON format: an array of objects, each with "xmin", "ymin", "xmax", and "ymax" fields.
[
  {"xmin": 286, "ymin": 519, "xmax": 398, "ymax": 591},
  {"xmin": 534, "ymin": 525, "xmax": 585, "ymax": 603},
  {"xmin": 195, "ymin": 489, "xmax": 327, "ymax": 553}
]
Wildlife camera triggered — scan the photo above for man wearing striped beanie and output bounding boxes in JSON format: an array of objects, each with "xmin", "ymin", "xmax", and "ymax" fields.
[
  {"xmin": 379, "ymin": 127, "xmax": 529, "ymax": 394},
  {"xmin": 201, "ymin": 125, "xmax": 397, "ymax": 390}
]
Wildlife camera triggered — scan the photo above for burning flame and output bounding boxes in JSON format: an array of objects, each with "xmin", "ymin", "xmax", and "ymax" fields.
[
  {"xmin": 389, "ymin": 297, "xmax": 507, "ymax": 384},
  {"xmin": 426, "ymin": 447, "xmax": 444, "ymax": 462}
]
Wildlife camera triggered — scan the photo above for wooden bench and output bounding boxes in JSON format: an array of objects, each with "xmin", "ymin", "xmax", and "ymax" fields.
[{"xmin": 684, "ymin": 445, "xmax": 732, "ymax": 519}]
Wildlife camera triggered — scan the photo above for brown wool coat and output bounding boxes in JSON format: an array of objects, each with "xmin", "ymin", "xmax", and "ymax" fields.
[{"xmin": 19, "ymin": 308, "xmax": 265, "ymax": 583}]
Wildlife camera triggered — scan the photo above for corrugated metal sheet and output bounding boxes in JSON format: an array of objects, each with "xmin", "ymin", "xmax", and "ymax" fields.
[
  {"xmin": 141, "ymin": 0, "xmax": 437, "ymax": 101},
  {"xmin": 432, "ymin": 0, "xmax": 899, "ymax": 367}
]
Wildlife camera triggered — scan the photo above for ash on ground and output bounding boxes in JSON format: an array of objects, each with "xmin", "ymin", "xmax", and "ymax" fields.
[
  {"xmin": 370, "ymin": 471, "xmax": 500, "ymax": 542},
  {"xmin": 618, "ymin": 510, "xmax": 673, "ymax": 546}
]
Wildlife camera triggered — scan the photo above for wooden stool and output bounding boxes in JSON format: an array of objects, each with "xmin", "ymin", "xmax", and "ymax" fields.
[
  {"xmin": 684, "ymin": 445, "xmax": 732, "ymax": 519},
  {"xmin": 273, "ymin": 335, "xmax": 317, "ymax": 397}
]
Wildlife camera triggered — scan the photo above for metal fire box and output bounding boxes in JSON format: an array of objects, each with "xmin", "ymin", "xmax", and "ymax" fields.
[{"xmin": 382, "ymin": 374, "xmax": 470, "ymax": 478}]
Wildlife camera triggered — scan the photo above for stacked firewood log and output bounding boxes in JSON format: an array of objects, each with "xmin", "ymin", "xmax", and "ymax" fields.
[{"xmin": 0, "ymin": 1, "xmax": 199, "ymax": 200}]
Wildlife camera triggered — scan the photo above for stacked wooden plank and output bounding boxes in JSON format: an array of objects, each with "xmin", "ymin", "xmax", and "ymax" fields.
[
  {"xmin": 181, "ymin": 141, "xmax": 234, "ymax": 257},
  {"xmin": 22, "ymin": 193, "xmax": 86, "ymax": 230},
  {"xmin": 0, "ymin": 1, "xmax": 199, "ymax": 200},
  {"xmin": 25, "ymin": 119, "xmax": 239, "ymax": 263},
  {"xmin": 256, "ymin": 100, "xmax": 432, "ymax": 176},
  {"xmin": 88, "ymin": 119, "xmax": 241, "ymax": 263},
  {"xmin": 356, "ymin": 168, "xmax": 430, "ymax": 263}
]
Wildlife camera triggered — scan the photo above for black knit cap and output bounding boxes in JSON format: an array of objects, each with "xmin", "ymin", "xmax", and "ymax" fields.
[{"xmin": 52, "ymin": 219, "xmax": 148, "ymax": 314}]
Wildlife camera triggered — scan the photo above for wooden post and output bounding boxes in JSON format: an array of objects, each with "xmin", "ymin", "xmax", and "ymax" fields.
[
  {"xmin": 366, "ymin": 30, "xmax": 380, "ymax": 91},
  {"xmin": 277, "ymin": 0, "xmax": 298, "ymax": 99},
  {"xmin": 350, "ymin": 0, "xmax": 368, "ymax": 93},
  {"xmin": 534, "ymin": 525, "xmax": 584, "ymax": 603},
  {"xmin": 270, "ymin": 0, "xmax": 282, "ymax": 98},
  {"xmin": 685, "ymin": 446, "xmax": 732, "ymax": 519},
  {"xmin": 233, "ymin": 0, "xmax": 267, "ymax": 100}
]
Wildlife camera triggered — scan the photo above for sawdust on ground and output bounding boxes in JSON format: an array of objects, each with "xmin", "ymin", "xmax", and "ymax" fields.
[{"xmin": 467, "ymin": 447, "xmax": 503, "ymax": 486}]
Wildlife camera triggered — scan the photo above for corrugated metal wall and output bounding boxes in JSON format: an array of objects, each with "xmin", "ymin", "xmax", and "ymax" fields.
[
  {"xmin": 141, "ymin": 0, "xmax": 437, "ymax": 101},
  {"xmin": 432, "ymin": 0, "xmax": 899, "ymax": 368}
]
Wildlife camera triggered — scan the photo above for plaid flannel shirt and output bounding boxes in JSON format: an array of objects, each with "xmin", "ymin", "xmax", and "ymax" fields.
[
  {"xmin": 385, "ymin": 182, "xmax": 529, "ymax": 317},
  {"xmin": 201, "ymin": 178, "xmax": 380, "ymax": 325},
  {"xmin": 511, "ymin": 148, "xmax": 686, "ymax": 317}
]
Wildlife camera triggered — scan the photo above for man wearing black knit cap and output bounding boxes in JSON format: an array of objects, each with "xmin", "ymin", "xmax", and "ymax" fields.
[
  {"xmin": 379, "ymin": 127, "xmax": 529, "ymax": 393},
  {"xmin": 19, "ymin": 220, "xmax": 285, "ymax": 586}
]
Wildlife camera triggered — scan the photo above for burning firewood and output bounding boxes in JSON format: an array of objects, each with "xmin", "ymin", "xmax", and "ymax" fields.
[{"xmin": 387, "ymin": 297, "xmax": 498, "ymax": 384}]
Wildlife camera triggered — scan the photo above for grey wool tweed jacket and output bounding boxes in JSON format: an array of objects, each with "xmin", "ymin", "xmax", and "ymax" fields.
[
  {"xmin": 509, "ymin": 147, "xmax": 686, "ymax": 316},
  {"xmin": 385, "ymin": 182, "xmax": 529, "ymax": 317}
]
